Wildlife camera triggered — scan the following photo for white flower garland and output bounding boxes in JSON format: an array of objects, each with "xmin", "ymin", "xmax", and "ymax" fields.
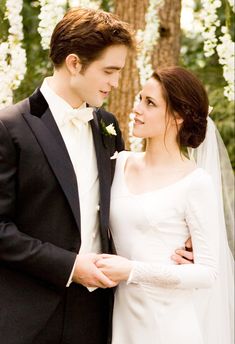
[
  {"xmin": 200, "ymin": 0, "xmax": 234, "ymax": 102},
  {"xmin": 68, "ymin": 0, "xmax": 101, "ymax": 9},
  {"xmin": 227, "ymin": 0, "xmax": 235, "ymax": 13},
  {"xmin": 38, "ymin": 0, "xmax": 102, "ymax": 50},
  {"xmin": 200, "ymin": 0, "xmax": 222, "ymax": 57},
  {"xmin": 38, "ymin": 0, "xmax": 67, "ymax": 50},
  {"xmin": 0, "ymin": 0, "xmax": 27, "ymax": 109},
  {"xmin": 129, "ymin": 0, "xmax": 163, "ymax": 152},
  {"xmin": 136, "ymin": 0, "xmax": 164, "ymax": 86},
  {"xmin": 216, "ymin": 26, "xmax": 235, "ymax": 101}
]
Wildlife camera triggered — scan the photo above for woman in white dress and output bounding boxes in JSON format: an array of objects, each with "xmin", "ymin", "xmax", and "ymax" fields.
[{"xmin": 96, "ymin": 67, "xmax": 234, "ymax": 344}]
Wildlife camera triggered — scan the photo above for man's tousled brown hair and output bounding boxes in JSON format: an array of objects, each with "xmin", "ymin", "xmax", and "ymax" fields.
[{"xmin": 50, "ymin": 7, "xmax": 135, "ymax": 69}]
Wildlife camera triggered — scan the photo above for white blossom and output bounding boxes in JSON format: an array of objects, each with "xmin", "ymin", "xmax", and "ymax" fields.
[
  {"xmin": 130, "ymin": 0, "xmax": 163, "ymax": 151},
  {"xmin": 0, "ymin": 0, "xmax": 27, "ymax": 109},
  {"xmin": 68, "ymin": 0, "xmax": 101, "ymax": 9},
  {"xmin": 216, "ymin": 27, "xmax": 235, "ymax": 101},
  {"xmin": 38, "ymin": 0, "xmax": 67, "ymax": 50},
  {"xmin": 136, "ymin": 0, "xmax": 164, "ymax": 86},
  {"xmin": 105, "ymin": 123, "xmax": 117, "ymax": 136},
  {"xmin": 200, "ymin": 0, "xmax": 222, "ymax": 57},
  {"xmin": 227, "ymin": 0, "xmax": 235, "ymax": 13}
]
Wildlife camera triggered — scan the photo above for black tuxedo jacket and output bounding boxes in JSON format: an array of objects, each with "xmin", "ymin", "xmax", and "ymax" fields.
[{"xmin": 0, "ymin": 89, "xmax": 124, "ymax": 343}]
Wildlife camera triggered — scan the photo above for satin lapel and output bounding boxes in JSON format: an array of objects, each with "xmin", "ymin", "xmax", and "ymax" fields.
[
  {"xmin": 22, "ymin": 102, "xmax": 81, "ymax": 231},
  {"xmin": 90, "ymin": 111, "xmax": 111, "ymax": 227}
]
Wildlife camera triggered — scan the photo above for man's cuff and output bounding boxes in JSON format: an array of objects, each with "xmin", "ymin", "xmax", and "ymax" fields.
[{"xmin": 66, "ymin": 255, "xmax": 78, "ymax": 287}]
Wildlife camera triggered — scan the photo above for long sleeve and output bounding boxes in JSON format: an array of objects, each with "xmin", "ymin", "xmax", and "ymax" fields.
[
  {"xmin": 127, "ymin": 172, "xmax": 219, "ymax": 289},
  {"xmin": 0, "ymin": 118, "xmax": 77, "ymax": 289}
]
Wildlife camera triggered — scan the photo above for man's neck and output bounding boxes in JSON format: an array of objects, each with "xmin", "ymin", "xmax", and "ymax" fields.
[{"xmin": 47, "ymin": 71, "xmax": 83, "ymax": 109}]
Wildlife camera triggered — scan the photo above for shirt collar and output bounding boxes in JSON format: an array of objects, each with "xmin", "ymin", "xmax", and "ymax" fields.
[{"xmin": 40, "ymin": 77, "xmax": 87, "ymax": 126}]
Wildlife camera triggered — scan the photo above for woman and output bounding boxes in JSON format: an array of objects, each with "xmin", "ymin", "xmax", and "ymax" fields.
[{"xmin": 96, "ymin": 67, "xmax": 234, "ymax": 344}]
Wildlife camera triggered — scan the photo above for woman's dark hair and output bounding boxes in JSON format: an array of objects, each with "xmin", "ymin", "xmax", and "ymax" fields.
[{"xmin": 152, "ymin": 66, "xmax": 209, "ymax": 148}]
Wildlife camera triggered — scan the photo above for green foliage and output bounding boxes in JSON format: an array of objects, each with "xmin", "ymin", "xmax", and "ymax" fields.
[
  {"xmin": 0, "ymin": 0, "xmax": 234, "ymax": 167},
  {"xmin": 180, "ymin": 1, "xmax": 235, "ymax": 169},
  {"xmin": 14, "ymin": 0, "xmax": 53, "ymax": 102}
]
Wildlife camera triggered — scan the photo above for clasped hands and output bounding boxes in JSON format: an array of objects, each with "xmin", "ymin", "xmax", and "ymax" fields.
[{"xmin": 72, "ymin": 238, "xmax": 193, "ymax": 289}]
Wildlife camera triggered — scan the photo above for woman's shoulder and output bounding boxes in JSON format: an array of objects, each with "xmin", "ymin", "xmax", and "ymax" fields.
[
  {"xmin": 186, "ymin": 167, "xmax": 215, "ymax": 197},
  {"xmin": 117, "ymin": 150, "xmax": 143, "ymax": 162}
]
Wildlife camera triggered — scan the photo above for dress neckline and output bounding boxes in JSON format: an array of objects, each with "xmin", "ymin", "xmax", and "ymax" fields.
[{"xmin": 121, "ymin": 151, "xmax": 201, "ymax": 197}]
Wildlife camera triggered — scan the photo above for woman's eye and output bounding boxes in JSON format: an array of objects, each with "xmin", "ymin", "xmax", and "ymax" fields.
[
  {"xmin": 147, "ymin": 99, "xmax": 154, "ymax": 106},
  {"xmin": 104, "ymin": 70, "xmax": 112, "ymax": 75}
]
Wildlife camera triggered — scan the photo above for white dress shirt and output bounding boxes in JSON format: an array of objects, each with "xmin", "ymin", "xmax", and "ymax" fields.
[{"xmin": 40, "ymin": 78, "xmax": 101, "ymax": 288}]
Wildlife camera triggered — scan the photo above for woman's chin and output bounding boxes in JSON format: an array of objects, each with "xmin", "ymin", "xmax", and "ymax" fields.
[{"xmin": 132, "ymin": 129, "xmax": 145, "ymax": 139}]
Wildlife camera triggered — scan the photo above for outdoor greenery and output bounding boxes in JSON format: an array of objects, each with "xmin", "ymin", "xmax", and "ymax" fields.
[{"xmin": 0, "ymin": 0, "xmax": 234, "ymax": 167}]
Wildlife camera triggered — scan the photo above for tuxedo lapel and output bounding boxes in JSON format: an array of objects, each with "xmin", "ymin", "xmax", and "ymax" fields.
[
  {"xmin": 90, "ymin": 111, "xmax": 111, "ymax": 229},
  {"xmin": 22, "ymin": 91, "xmax": 81, "ymax": 231}
]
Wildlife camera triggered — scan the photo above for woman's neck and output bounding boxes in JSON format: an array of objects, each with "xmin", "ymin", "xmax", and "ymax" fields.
[{"xmin": 144, "ymin": 137, "xmax": 186, "ymax": 169}]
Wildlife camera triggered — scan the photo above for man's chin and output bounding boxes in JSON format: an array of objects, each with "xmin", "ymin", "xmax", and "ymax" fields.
[{"xmin": 87, "ymin": 100, "xmax": 104, "ymax": 108}]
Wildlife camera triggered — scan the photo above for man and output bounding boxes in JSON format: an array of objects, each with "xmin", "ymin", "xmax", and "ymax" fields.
[{"xmin": 0, "ymin": 8, "xmax": 133, "ymax": 344}]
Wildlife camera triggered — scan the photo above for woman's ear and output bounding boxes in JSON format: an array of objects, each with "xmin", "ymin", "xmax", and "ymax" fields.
[
  {"xmin": 173, "ymin": 112, "xmax": 184, "ymax": 126},
  {"xmin": 65, "ymin": 54, "xmax": 82, "ymax": 75}
]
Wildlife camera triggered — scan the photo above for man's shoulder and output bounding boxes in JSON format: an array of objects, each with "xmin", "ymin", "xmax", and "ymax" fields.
[{"xmin": 0, "ymin": 98, "xmax": 29, "ymax": 123}]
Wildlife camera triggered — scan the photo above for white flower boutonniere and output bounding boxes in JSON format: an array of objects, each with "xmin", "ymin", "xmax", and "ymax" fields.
[
  {"xmin": 110, "ymin": 151, "xmax": 119, "ymax": 160},
  {"xmin": 100, "ymin": 119, "xmax": 117, "ymax": 137}
]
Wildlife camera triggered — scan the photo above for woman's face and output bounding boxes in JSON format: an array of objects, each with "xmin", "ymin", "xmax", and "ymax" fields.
[{"xmin": 132, "ymin": 78, "xmax": 175, "ymax": 139}]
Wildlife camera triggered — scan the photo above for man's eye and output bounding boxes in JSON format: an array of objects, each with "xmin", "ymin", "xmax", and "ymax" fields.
[{"xmin": 104, "ymin": 70, "xmax": 113, "ymax": 75}]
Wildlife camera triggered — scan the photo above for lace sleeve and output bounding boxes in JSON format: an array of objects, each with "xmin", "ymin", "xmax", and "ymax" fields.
[{"xmin": 127, "ymin": 172, "xmax": 219, "ymax": 289}]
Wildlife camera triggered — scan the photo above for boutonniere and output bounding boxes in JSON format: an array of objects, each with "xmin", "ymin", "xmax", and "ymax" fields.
[
  {"xmin": 100, "ymin": 119, "xmax": 117, "ymax": 137},
  {"xmin": 110, "ymin": 151, "xmax": 119, "ymax": 160}
]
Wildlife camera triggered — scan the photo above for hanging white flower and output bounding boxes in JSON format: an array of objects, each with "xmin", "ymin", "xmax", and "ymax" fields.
[
  {"xmin": 129, "ymin": 0, "xmax": 163, "ymax": 152},
  {"xmin": 200, "ymin": 0, "xmax": 222, "ymax": 57},
  {"xmin": 0, "ymin": 0, "xmax": 27, "ymax": 109},
  {"xmin": 227, "ymin": 0, "xmax": 235, "ymax": 13},
  {"xmin": 136, "ymin": 0, "xmax": 164, "ymax": 86},
  {"xmin": 38, "ymin": 0, "xmax": 67, "ymax": 50},
  {"xmin": 216, "ymin": 26, "xmax": 235, "ymax": 101},
  {"xmin": 68, "ymin": 0, "xmax": 101, "ymax": 9}
]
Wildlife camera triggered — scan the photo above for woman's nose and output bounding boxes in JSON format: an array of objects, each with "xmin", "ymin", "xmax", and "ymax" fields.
[{"xmin": 133, "ymin": 103, "xmax": 143, "ymax": 115}]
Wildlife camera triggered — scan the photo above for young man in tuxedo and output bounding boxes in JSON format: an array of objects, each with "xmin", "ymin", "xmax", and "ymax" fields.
[{"xmin": 0, "ymin": 7, "xmax": 133, "ymax": 344}]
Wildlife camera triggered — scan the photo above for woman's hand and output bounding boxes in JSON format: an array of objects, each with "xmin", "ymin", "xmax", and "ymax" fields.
[{"xmin": 95, "ymin": 254, "xmax": 133, "ymax": 283}]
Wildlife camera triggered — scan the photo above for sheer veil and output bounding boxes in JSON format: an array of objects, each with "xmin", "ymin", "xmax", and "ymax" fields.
[{"xmin": 188, "ymin": 116, "xmax": 234, "ymax": 343}]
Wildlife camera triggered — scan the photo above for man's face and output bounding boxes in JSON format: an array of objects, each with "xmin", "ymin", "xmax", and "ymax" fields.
[{"xmin": 70, "ymin": 45, "xmax": 128, "ymax": 107}]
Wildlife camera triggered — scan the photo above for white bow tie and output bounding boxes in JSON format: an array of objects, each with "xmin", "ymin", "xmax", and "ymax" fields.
[{"xmin": 61, "ymin": 107, "xmax": 94, "ymax": 128}]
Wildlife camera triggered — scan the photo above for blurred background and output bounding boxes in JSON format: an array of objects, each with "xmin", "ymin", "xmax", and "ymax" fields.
[{"xmin": 0, "ymin": 0, "xmax": 234, "ymax": 167}]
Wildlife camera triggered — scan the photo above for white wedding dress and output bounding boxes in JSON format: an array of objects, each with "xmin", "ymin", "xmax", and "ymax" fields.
[{"xmin": 110, "ymin": 151, "xmax": 220, "ymax": 344}]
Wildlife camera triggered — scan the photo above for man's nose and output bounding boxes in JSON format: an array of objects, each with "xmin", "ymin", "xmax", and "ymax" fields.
[{"xmin": 109, "ymin": 74, "xmax": 119, "ymax": 88}]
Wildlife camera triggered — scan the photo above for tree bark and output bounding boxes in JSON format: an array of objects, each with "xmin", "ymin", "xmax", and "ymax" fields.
[
  {"xmin": 109, "ymin": 0, "xmax": 181, "ymax": 147},
  {"xmin": 152, "ymin": 0, "xmax": 181, "ymax": 68},
  {"xmin": 108, "ymin": 0, "xmax": 148, "ymax": 146}
]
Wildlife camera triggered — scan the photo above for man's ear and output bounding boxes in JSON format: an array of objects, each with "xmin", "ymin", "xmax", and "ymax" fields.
[{"xmin": 65, "ymin": 54, "xmax": 82, "ymax": 75}]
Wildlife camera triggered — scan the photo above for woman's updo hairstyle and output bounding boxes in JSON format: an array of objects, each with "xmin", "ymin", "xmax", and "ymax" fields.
[{"xmin": 152, "ymin": 66, "xmax": 209, "ymax": 148}]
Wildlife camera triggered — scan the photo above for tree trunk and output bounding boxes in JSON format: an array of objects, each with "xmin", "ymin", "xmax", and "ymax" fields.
[
  {"xmin": 152, "ymin": 0, "xmax": 181, "ymax": 68},
  {"xmin": 108, "ymin": 0, "xmax": 148, "ymax": 146},
  {"xmin": 109, "ymin": 0, "xmax": 181, "ymax": 147}
]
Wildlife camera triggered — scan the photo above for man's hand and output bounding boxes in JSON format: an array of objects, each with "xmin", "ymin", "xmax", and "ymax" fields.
[
  {"xmin": 171, "ymin": 237, "xmax": 194, "ymax": 265},
  {"xmin": 72, "ymin": 253, "xmax": 117, "ymax": 288},
  {"xmin": 96, "ymin": 254, "xmax": 132, "ymax": 283}
]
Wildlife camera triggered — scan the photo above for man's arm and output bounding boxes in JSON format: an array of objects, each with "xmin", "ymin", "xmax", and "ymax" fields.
[
  {"xmin": 171, "ymin": 237, "xmax": 194, "ymax": 265},
  {"xmin": 0, "ymin": 120, "xmax": 114, "ymax": 289}
]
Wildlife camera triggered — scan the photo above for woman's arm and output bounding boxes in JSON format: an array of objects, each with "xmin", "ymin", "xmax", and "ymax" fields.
[{"xmin": 97, "ymin": 173, "xmax": 219, "ymax": 289}]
